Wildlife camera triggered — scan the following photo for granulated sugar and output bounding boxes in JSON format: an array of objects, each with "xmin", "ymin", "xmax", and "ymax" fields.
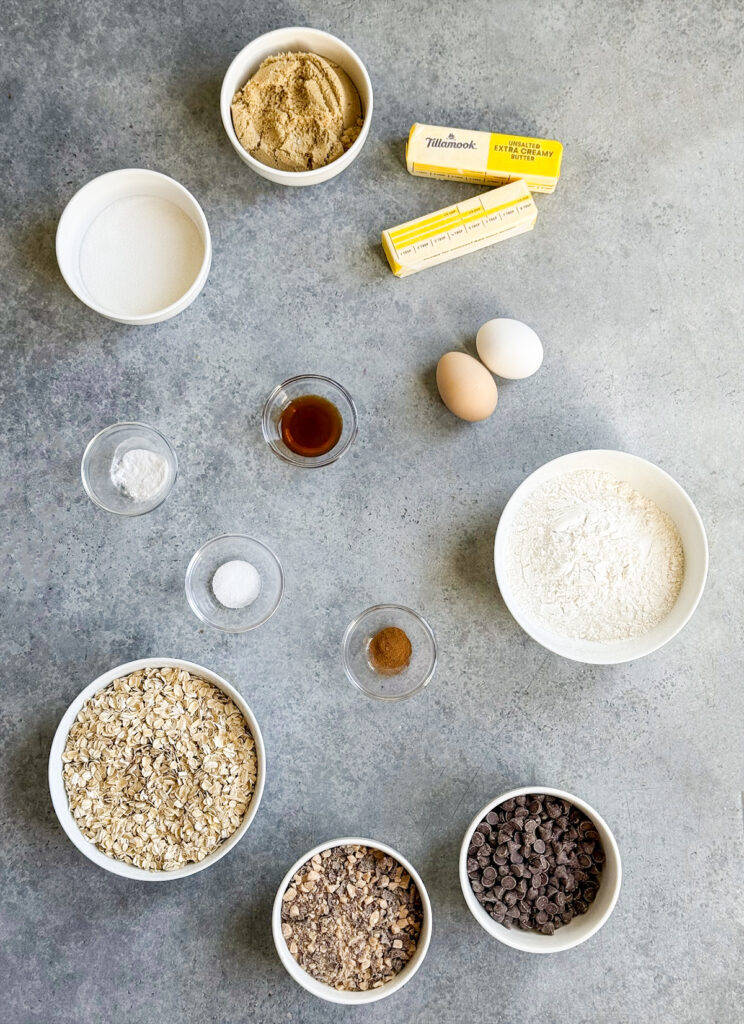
[
  {"xmin": 79, "ymin": 195, "xmax": 204, "ymax": 316},
  {"xmin": 507, "ymin": 470, "xmax": 685, "ymax": 643}
]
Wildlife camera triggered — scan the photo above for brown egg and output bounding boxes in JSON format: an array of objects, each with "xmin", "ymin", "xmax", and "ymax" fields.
[{"xmin": 436, "ymin": 351, "xmax": 498, "ymax": 422}]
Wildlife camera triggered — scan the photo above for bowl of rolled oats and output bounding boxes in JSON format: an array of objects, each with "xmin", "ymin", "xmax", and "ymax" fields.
[
  {"xmin": 272, "ymin": 838, "xmax": 432, "ymax": 1004},
  {"xmin": 49, "ymin": 658, "xmax": 265, "ymax": 879}
]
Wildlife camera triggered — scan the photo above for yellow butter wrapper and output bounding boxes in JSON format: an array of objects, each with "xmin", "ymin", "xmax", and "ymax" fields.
[
  {"xmin": 406, "ymin": 123, "xmax": 563, "ymax": 194},
  {"xmin": 382, "ymin": 180, "xmax": 537, "ymax": 278}
]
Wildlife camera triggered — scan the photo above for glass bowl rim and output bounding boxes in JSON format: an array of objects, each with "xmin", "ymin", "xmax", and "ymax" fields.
[
  {"xmin": 185, "ymin": 533, "xmax": 285, "ymax": 633},
  {"xmin": 342, "ymin": 603, "xmax": 438, "ymax": 701},
  {"xmin": 261, "ymin": 373, "xmax": 359, "ymax": 468},
  {"xmin": 80, "ymin": 420, "xmax": 178, "ymax": 516}
]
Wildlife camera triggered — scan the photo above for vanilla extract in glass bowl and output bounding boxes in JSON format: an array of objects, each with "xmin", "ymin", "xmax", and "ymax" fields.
[
  {"xmin": 262, "ymin": 374, "xmax": 358, "ymax": 468},
  {"xmin": 280, "ymin": 394, "xmax": 343, "ymax": 457}
]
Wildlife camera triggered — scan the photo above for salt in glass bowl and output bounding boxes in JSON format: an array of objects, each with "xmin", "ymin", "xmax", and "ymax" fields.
[
  {"xmin": 81, "ymin": 421, "xmax": 177, "ymax": 516},
  {"xmin": 262, "ymin": 374, "xmax": 358, "ymax": 468},
  {"xmin": 185, "ymin": 534, "xmax": 284, "ymax": 632},
  {"xmin": 342, "ymin": 604, "xmax": 437, "ymax": 701}
]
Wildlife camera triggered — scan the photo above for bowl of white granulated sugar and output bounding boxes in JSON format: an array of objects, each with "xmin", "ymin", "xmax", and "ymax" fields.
[{"xmin": 495, "ymin": 450, "xmax": 708, "ymax": 664}]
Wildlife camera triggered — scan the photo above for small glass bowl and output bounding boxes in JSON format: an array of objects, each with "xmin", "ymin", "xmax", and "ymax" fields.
[
  {"xmin": 185, "ymin": 535, "xmax": 284, "ymax": 633},
  {"xmin": 262, "ymin": 374, "xmax": 358, "ymax": 468},
  {"xmin": 81, "ymin": 422, "xmax": 177, "ymax": 515},
  {"xmin": 342, "ymin": 604, "xmax": 437, "ymax": 701}
]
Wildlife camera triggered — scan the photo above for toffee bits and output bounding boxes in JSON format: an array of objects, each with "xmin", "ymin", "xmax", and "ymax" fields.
[
  {"xmin": 466, "ymin": 793, "xmax": 605, "ymax": 934},
  {"xmin": 367, "ymin": 627, "xmax": 412, "ymax": 675},
  {"xmin": 280, "ymin": 844, "xmax": 423, "ymax": 991}
]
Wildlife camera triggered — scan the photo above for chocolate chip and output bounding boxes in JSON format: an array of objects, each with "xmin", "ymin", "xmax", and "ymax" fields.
[{"xmin": 467, "ymin": 795, "xmax": 605, "ymax": 936}]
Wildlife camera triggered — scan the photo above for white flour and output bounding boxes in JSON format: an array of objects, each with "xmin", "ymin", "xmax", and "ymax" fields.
[
  {"xmin": 79, "ymin": 195, "xmax": 204, "ymax": 316},
  {"xmin": 507, "ymin": 470, "xmax": 685, "ymax": 642}
]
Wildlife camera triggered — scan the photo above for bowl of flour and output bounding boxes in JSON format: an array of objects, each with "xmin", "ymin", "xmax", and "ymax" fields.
[{"xmin": 495, "ymin": 451, "xmax": 708, "ymax": 664}]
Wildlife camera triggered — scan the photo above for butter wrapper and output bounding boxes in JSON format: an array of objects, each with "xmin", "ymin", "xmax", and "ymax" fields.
[
  {"xmin": 382, "ymin": 180, "xmax": 537, "ymax": 278},
  {"xmin": 406, "ymin": 123, "xmax": 562, "ymax": 194}
]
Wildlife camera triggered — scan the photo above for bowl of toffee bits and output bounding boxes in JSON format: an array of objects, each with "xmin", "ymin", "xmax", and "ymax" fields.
[
  {"xmin": 459, "ymin": 788, "xmax": 621, "ymax": 953},
  {"xmin": 272, "ymin": 838, "xmax": 432, "ymax": 1004}
]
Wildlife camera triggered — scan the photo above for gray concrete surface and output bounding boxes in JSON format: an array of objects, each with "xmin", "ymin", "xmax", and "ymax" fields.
[{"xmin": 1, "ymin": 1, "xmax": 742, "ymax": 1021}]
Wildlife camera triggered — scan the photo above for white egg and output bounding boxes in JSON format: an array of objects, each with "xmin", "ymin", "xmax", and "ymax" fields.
[{"xmin": 476, "ymin": 318, "xmax": 544, "ymax": 379}]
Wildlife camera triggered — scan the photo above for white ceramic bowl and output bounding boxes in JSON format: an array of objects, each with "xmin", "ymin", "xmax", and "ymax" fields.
[
  {"xmin": 272, "ymin": 837, "xmax": 432, "ymax": 1004},
  {"xmin": 56, "ymin": 169, "xmax": 211, "ymax": 324},
  {"xmin": 460, "ymin": 787, "xmax": 621, "ymax": 954},
  {"xmin": 49, "ymin": 657, "xmax": 265, "ymax": 880},
  {"xmin": 221, "ymin": 27, "xmax": 373, "ymax": 186},
  {"xmin": 494, "ymin": 450, "xmax": 708, "ymax": 664}
]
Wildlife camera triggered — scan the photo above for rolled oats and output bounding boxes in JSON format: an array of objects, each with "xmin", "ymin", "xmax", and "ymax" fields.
[{"xmin": 61, "ymin": 666, "xmax": 257, "ymax": 871}]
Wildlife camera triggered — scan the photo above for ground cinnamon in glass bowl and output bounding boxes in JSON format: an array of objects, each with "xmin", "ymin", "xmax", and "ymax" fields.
[
  {"xmin": 342, "ymin": 605, "xmax": 437, "ymax": 701},
  {"xmin": 368, "ymin": 627, "xmax": 412, "ymax": 675}
]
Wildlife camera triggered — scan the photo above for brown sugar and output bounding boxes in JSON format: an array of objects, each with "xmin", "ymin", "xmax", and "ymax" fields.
[{"xmin": 230, "ymin": 51, "xmax": 363, "ymax": 172}]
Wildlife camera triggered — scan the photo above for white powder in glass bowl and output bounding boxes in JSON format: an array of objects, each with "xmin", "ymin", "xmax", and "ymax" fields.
[
  {"xmin": 212, "ymin": 560, "xmax": 262, "ymax": 609},
  {"xmin": 110, "ymin": 448, "xmax": 168, "ymax": 502}
]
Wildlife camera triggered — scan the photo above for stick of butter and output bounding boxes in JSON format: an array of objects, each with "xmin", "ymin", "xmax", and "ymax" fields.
[
  {"xmin": 406, "ymin": 123, "xmax": 563, "ymax": 194},
  {"xmin": 382, "ymin": 180, "xmax": 537, "ymax": 278}
]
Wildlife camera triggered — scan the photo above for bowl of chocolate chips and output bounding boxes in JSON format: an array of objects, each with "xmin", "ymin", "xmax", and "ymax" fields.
[{"xmin": 459, "ymin": 787, "xmax": 621, "ymax": 953}]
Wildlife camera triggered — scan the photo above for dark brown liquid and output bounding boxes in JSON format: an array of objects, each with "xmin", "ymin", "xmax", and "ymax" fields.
[{"xmin": 280, "ymin": 394, "xmax": 343, "ymax": 457}]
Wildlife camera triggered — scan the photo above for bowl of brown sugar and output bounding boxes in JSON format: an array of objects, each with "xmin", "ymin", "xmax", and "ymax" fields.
[
  {"xmin": 272, "ymin": 839, "xmax": 432, "ymax": 1004},
  {"xmin": 342, "ymin": 604, "xmax": 437, "ymax": 701},
  {"xmin": 220, "ymin": 27, "xmax": 373, "ymax": 186}
]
